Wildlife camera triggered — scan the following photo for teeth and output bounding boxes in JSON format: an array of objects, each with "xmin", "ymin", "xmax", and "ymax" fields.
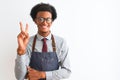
[{"xmin": 42, "ymin": 26, "xmax": 47, "ymax": 28}]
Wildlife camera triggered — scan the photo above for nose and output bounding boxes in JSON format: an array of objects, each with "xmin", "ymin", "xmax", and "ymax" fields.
[{"xmin": 42, "ymin": 20, "xmax": 48, "ymax": 25}]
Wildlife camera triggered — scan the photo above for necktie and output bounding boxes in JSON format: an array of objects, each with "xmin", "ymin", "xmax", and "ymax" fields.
[{"xmin": 42, "ymin": 38, "xmax": 47, "ymax": 52}]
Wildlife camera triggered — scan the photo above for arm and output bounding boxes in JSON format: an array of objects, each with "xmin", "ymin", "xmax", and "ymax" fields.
[
  {"xmin": 15, "ymin": 22, "xmax": 30, "ymax": 80},
  {"xmin": 15, "ymin": 52, "xmax": 30, "ymax": 80},
  {"xmin": 46, "ymin": 39, "xmax": 71, "ymax": 80},
  {"xmin": 27, "ymin": 39, "xmax": 71, "ymax": 80},
  {"xmin": 26, "ymin": 41, "xmax": 71, "ymax": 80}
]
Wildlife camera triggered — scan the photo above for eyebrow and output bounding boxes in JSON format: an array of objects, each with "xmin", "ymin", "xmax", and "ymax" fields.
[{"xmin": 38, "ymin": 17, "xmax": 52, "ymax": 18}]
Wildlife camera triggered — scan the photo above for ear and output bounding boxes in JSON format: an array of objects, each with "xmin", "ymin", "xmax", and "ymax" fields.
[{"xmin": 34, "ymin": 19, "xmax": 37, "ymax": 24}]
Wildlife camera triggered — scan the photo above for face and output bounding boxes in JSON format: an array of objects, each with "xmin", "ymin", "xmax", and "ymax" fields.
[{"xmin": 35, "ymin": 11, "xmax": 52, "ymax": 35}]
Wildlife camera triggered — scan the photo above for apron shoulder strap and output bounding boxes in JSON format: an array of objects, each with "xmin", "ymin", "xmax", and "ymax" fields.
[
  {"xmin": 32, "ymin": 35, "xmax": 37, "ymax": 52},
  {"xmin": 51, "ymin": 34, "xmax": 56, "ymax": 52}
]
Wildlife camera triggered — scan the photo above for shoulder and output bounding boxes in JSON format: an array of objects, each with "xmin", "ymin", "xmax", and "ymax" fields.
[
  {"xmin": 29, "ymin": 35, "xmax": 36, "ymax": 41},
  {"xmin": 53, "ymin": 34, "xmax": 67, "ymax": 45},
  {"xmin": 27, "ymin": 34, "xmax": 36, "ymax": 46},
  {"xmin": 53, "ymin": 34, "xmax": 64, "ymax": 41}
]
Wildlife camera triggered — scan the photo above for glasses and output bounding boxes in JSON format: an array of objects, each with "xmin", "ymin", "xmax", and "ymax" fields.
[{"xmin": 36, "ymin": 17, "xmax": 52, "ymax": 23}]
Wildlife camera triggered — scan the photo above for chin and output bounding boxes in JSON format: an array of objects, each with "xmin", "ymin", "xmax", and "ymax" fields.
[{"xmin": 41, "ymin": 30, "xmax": 49, "ymax": 33}]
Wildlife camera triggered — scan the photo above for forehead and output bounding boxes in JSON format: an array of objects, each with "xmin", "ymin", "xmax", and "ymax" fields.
[{"xmin": 36, "ymin": 11, "xmax": 52, "ymax": 18}]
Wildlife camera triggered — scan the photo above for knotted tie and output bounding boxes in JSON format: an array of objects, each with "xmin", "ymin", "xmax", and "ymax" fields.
[{"xmin": 42, "ymin": 38, "xmax": 47, "ymax": 52}]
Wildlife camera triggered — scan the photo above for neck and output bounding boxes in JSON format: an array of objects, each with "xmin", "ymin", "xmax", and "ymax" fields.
[{"xmin": 38, "ymin": 31, "xmax": 50, "ymax": 37}]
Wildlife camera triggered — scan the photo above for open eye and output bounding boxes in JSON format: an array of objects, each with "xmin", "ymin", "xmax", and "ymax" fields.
[
  {"xmin": 36, "ymin": 17, "xmax": 52, "ymax": 23},
  {"xmin": 39, "ymin": 17, "xmax": 44, "ymax": 22},
  {"xmin": 46, "ymin": 18, "xmax": 52, "ymax": 23}
]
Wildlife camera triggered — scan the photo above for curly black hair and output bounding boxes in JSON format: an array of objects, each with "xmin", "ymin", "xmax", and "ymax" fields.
[{"xmin": 30, "ymin": 3, "xmax": 57, "ymax": 21}]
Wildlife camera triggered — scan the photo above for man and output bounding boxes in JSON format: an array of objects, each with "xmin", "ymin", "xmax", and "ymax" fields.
[{"xmin": 15, "ymin": 3, "xmax": 71, "ymax": 80}]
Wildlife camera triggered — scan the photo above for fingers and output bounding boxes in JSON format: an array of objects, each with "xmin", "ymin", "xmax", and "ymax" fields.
[
  {"xmin": 27, "ymin": 67, "xmax": 44, "ymax": 80},
  {"xmin": 19, "ymin": 22, "xmax": 29, "ymax": 33},
  {"xmin": 19, "ymin": 22, "xmax": 24, "ymax": 32},
  {"xmin": 27, "ymin": 66, "xmax": 33, "ymax": 72},
  {"xmin": 19, "ymin": 22, "xmax": 29, "ymax": 39},
  {"xmin": 17, "ymin": 32, "xmax": 26, "ymax": 39},
  {"xmin": 27, "ymin": 66, "xmax": 37, "ymax": 74},
  {"xmin": 25, "ymin": 23, "xmax": 29, "ymax": 33},
  {"xmin": 27, "ymin": 66, "xmax": 31, "ymax": 71}
]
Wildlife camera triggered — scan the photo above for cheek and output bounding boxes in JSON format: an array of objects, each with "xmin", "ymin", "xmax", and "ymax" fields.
[
  {"xmin": 36, "ymin": 22, "xmax": 52, "ymax": 28},
  {"xmin": 48, "ymin": 24, "xmax": 51, "ymax": 28},
  {"xmin": 48, "ymin": 22, "xmax": 52, "ymax": 27}
]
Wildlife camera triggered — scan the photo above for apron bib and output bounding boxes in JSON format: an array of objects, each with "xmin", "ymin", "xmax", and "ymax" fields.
[{"xmin": 29, "ymin": 34, "xmax": 59, "ymax": 80}]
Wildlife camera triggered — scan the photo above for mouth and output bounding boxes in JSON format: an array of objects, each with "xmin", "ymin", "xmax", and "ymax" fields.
[
  {"xmin": 38, "ymin": 25, "xmax": 48, "ymax": 29},
  {"xmin": 41, "ymin": 26, "xmax": 47, "ymax": 29}
]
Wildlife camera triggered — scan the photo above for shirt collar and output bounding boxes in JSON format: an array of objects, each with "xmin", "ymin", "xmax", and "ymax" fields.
[{"xmin": 36, "ymin": 33, "xmax": 52, "ymax": 40}]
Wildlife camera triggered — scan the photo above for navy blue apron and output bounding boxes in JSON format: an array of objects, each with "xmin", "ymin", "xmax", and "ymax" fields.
[{"xmin": 29, "ymin": 34, "xmax": 59, "ymax": 80}]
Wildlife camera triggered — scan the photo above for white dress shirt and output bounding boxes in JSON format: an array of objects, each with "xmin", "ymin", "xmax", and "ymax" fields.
[{"xmin": 15, "ymin": 33, "xmax": 71, "ymax": 80}]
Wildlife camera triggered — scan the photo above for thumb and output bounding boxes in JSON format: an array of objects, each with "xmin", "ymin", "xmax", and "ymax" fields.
[{"xmin": 27, "ymin": 66, "xmax": 32, "ymax": 72}]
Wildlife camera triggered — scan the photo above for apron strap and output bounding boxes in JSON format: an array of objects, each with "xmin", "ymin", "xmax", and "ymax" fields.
[
  {"xmin": 32, "ymin": 35, "xmax": 37, "ymax": 52},
  {"xmin": 51, "ymin": 34, "xmax": 56, "ymax": 52},
  {"xmin": 32, "ymin": 34, "xmax": 56, "ymax": 52}
]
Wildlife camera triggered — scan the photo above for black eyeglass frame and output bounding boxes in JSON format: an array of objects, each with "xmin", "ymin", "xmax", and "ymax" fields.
[{"xmin": 36, "ymin": 17, "xmax": 53, "ymax": 23}]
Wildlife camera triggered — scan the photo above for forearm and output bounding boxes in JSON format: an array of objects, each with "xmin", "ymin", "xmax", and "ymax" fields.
[
  {"xmin": 46, "ymin": 67, "xmax": 71, "ymax": 80},
  {"xmin": 46, "ymin": 53, "xmax": 71, "ymax": 80},
  {"xmin": 15, "ymin": 54, "xmax": 29, "ymax": 80},
  {"xmin": 48, "ymin": 47, "xmax": 71, "ymax": 80}
]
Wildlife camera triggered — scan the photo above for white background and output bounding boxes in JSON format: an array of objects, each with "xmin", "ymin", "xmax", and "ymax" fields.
[{"xmin": 0, "ymin": 0, "xmax": 120, "ymax": 80}]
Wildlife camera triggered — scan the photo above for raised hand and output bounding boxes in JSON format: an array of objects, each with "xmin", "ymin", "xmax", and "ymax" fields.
[{"xmin": 17, "ymin": 22, "xmax": 29, "ymax": 55}]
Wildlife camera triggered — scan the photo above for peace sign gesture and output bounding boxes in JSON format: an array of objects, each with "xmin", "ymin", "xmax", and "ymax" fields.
[{"xmin": 17, "ymin": 22, "xmax": 29, "ymax": 55}]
